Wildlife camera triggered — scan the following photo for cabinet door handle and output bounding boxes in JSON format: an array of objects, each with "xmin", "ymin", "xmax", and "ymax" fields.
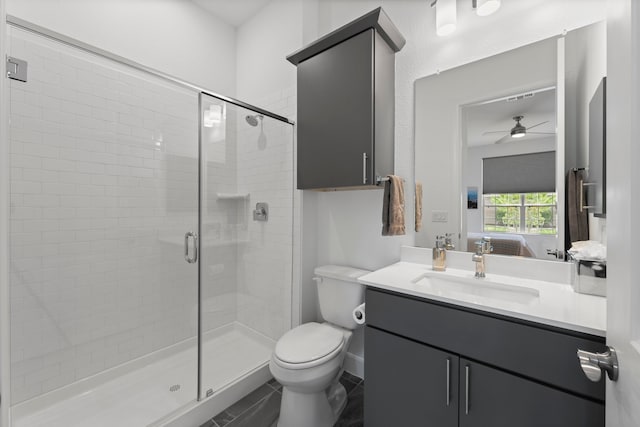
[
  {"xmin": 465, "ymin": 365, "xmax": 470, "ymax": 415},
  {"xmin": 446, "ymin": 358, "xmax": 451, "ymax": 406},
  {"xmin": 362, "ymin": 152, "xmax": 368, "ymax": 184}
]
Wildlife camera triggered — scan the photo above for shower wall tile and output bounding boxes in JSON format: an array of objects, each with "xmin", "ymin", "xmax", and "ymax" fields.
[{"xmin": 8, "ymin": 28, "xmax": 199, "ymax": 403}]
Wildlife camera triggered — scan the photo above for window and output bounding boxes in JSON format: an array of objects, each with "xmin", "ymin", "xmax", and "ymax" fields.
[{"xmin": 483, "ymin": 192, "xmax": 557, "ymax": 235}]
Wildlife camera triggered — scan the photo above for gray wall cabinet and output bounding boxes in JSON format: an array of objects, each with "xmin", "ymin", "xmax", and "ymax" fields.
[
  {"xmin": 287, "ymin": 8, "xmax": 404, "ymax": 190},
  {"xmin": 364, "ymin": 288, "xmax": 606, "ymax": 427}
]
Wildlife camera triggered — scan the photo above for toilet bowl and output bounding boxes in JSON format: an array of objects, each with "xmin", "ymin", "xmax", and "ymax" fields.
[{"xmin": 269, "ymin": 265, "xmax": 369, "ymax": 427}]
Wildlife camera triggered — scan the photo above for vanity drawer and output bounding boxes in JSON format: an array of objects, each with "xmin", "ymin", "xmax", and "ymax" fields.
[{"xmin": 365, "ymin": 288, "xmax": 606, "ymax": 401}]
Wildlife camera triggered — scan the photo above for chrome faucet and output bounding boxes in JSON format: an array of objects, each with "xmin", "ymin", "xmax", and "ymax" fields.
[
  {"xmin": 472, "ymin": 236, "xmax": 493, "ymax": 278},
  {"xmin": 444, "ymin": 233, "xmax": 455, "ymax": 251}
]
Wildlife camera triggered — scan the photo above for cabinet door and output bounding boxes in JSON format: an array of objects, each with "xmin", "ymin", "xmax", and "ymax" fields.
[
  {"xmin": 296, "ymin": 29, "xmax": 374, "ymax": 189},
  {"xmin": 459, "ymin": 358, "xmax": 604, "ymax": 427},
  {"xmin": 365, "ymin": 326, "xmax": 459, "ymax": 427}
]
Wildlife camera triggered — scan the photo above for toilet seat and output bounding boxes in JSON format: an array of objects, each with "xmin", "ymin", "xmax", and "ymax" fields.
[{"xmin": 274, "ymin": 322, "xmax": 344, "ymax": 370}]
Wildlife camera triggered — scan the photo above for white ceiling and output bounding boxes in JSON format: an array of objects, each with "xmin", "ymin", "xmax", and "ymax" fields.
[
  {"xmin": 191, "ymin": 0, "xmax": 272, "ymax": 27},
  {"xmin": 464, "ymin": 88, "xmax": 557, "ymax": 147}
]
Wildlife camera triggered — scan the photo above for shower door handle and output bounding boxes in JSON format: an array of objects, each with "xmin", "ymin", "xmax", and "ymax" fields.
[{"xmin": 184, "ymin": 231, "xmax": 198, "ymax": 264}]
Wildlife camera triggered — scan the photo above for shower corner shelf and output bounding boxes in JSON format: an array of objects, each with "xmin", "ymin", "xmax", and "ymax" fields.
[{"xmin": 216, "ymin": 192, "xmax": 250, "ymax": 200}]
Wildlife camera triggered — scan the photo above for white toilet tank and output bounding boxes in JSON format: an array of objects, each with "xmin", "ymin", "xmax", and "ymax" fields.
[{"xmin": 314, "ymin": 265, "xmax": 370, "ymax": 330}]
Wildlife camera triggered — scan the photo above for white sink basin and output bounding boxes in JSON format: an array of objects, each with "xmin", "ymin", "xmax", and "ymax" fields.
[{"xmin": 411, "ymin": 271, "xmax": 540, "ymax": 305}]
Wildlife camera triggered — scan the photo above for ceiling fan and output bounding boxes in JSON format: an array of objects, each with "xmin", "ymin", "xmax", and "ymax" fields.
[{"xmin": 483, "ymin": 115, "xmax": 555, "ymax": 144}]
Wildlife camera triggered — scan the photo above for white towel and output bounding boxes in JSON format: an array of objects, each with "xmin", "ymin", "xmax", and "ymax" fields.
[{"xmin": 568, "ymin": 240, "xmax": 607, "ymax": 261}]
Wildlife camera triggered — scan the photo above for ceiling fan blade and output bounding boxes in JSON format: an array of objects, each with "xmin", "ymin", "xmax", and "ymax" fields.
[
  {"xmin": 482, "ymin": 130, "xmax": 509, "ymax": 135},
  {"xmin": 527, "ymin": 131, "xmax": 556, "ymax": 135},
  {"xmin": 494, "ymin": 134, "xmax": 512, "ymax": 144},
  {"xmin": 526, "ymin": 120, "xmax": 549, "ymax": 130}
]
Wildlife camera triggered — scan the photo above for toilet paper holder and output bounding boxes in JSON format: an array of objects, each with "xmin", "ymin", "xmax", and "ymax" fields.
[{"xmin": 352, "ymin": 303, "xmax": 366, "ymax": 325}]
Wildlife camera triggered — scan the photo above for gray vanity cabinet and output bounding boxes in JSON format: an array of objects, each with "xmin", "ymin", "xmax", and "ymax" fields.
[
  {"xmin": 365, "ymin": 326, "xmax": 459, "ymax": 427},
  {"xmin": 459, "ymin": 359, "xmax": 604, "ymax": 427},
  {"xmin": 364, "ymin": 288, "xmax": 606, "ymax": 427}
]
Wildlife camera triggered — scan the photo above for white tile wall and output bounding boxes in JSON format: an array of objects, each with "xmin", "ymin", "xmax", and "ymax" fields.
[{"xmin": 8, "ymin": 28, "xmax": 200, "ymax": 403}]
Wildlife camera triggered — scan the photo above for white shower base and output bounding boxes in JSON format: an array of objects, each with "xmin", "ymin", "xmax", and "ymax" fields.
[{"xmin": 11, "ymin": 323, "xmax": 275, "ymax": 427}]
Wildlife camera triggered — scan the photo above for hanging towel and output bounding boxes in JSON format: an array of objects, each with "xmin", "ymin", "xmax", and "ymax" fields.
[
  {"xmin": 566, "ymin": 169, "xmax": 589, "ymax": 246},
  {"xmin": 415, "ymin": 181, "xmax": 423, "ymax": 232},
  {"xmin": 382, "ymin": 175, "xmax": 405, "ymax": 236}
]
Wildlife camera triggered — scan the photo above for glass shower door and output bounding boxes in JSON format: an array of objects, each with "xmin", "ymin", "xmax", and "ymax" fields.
[
  {"xmin": 8, "ymin": 26, "xmax": 200, "ymax": 427},
  {"xmin": 199, "ymin": 93, "xmax": 294, "ymax": 398}
]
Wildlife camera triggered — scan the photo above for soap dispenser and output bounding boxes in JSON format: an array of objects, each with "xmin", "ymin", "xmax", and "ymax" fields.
[{"xmin": 433, "ymin": 235, "xmax": 446, "ymax": 272}]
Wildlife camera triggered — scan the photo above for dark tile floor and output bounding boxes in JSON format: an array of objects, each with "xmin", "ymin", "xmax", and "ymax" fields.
[{"xmin": 200, "ymin": 372, "xmax": 364, "ymax": 427}]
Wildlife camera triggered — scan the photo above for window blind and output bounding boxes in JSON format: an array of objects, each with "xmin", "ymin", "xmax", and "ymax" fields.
[{"xmin": 483, "ymin": 151, "xmax": 555, "ymax": 194}]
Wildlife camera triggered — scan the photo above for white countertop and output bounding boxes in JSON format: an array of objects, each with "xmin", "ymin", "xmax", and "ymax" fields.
[{"xmin": 359, "ymin": 261, "xmax": 607, "ymax": 337}]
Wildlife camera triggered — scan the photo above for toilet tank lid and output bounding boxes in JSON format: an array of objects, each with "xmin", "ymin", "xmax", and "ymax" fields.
[{"xmin": 314, "ymin": 265, "xmax": 371, "ymax": 283}]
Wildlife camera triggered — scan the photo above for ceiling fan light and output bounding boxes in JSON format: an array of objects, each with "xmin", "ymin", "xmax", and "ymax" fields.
[
  {"xmin": 476, "ymin": 0, "xmax": 501, "ymax": 16},
  {"xmin": 511, "ymin": 129, "xmax": 526, "ymax": 138},
  {"xmin": 436, "ymin": 0, "xmax": 457, "ymax": 36}
]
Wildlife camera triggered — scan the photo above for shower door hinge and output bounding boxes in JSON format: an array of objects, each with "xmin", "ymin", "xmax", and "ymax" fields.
[{"xmin": 6, "ymin": 56, "xmax": 28, "ymax": 82}]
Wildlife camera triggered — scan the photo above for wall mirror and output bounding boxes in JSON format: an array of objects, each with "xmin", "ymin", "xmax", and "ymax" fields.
[{"xmin": 414, "ymin": 21, "xmax": 606, "ymax": 262}]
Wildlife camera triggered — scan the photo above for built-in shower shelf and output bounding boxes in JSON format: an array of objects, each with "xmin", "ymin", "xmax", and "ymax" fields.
[{"xmin": 216, "ymin": 193, "xmax": 250, "ymax": 200}]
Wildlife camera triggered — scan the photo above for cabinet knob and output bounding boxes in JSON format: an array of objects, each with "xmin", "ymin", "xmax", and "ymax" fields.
[{"xmin": 577, "ymin": 346, "xmax": 618, "ymax": 382}]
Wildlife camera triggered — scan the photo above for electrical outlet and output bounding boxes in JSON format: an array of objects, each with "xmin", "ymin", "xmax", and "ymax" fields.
[{"xmin": 431, "ymin": 210, "xmax": 448, "ymax": 223}]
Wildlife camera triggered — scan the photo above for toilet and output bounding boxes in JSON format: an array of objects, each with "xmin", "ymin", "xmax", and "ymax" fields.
[{"xmin": 269, "ymin": 265, "xmax": 369, "ymax": 427}]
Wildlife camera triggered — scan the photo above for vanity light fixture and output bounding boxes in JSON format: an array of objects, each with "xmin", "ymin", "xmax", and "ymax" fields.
[
  {"xmin": 432, "ymin": 0, "xmax": 457, "ymax": 37},
  {"xmin": 474, "ymin": 0, "xmax": 501, "ymax": 17},
  {"xmin": 431, "ymin": 0, "xmax": 501, "ymax": 36}
]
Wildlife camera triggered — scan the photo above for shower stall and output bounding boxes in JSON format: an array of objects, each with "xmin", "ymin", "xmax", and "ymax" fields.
[{"xmin": 3, "ymin": 19, "xmax": 294, "ymax": 427}]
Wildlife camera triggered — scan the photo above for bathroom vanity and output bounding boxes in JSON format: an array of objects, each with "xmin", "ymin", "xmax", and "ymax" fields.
[{"xmin": 360, "ymin": 248, "xmax": 607, "ymax": 427}]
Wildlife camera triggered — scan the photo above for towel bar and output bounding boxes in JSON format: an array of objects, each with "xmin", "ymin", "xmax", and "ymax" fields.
[{"xmin": 376, "ymin": 176, "xmax": 406, "ymax": 186}]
